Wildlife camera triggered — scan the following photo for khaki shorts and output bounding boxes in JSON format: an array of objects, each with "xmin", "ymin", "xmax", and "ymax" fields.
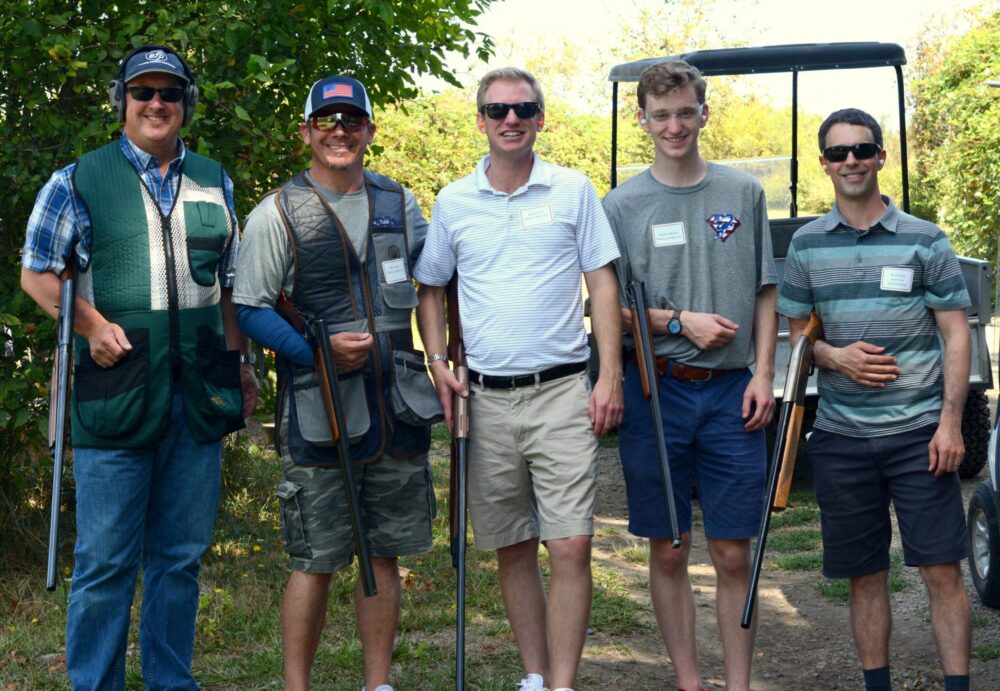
[
  {"xmin": 467, "ymin": 370, "xmax": 598, "ymax": 550},
  {"xmin": 277, "ymin": 421, "xmax": 436, "ymax": 573}
]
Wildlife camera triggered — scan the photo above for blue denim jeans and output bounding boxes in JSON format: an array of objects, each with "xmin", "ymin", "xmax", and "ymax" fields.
[{"xmin": 67, "ymin": 391, "xmax": 222, "ymax": 690}]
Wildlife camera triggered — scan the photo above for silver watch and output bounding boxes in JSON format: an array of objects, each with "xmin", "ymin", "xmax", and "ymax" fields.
[
  {"xmin": 426, "ymin": 353, "xmax": 448, "ymax": 365},
  {"xmin": 239, "ymin": 352, "xmax": 257, "ymax": 365}
]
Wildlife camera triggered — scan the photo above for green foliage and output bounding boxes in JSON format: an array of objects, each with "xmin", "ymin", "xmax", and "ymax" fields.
[
  {"xmin": 910, "ymin": 8, "xmax": 1000, "ymax": 260},
  {"xmin": 0, "ymin": 0, "xmax": 494, "ymax": 520}
]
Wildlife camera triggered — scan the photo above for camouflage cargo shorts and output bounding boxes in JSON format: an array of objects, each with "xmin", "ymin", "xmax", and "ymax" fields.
[{"xmin": 277, "ymin": 444, "xmax": 437, "ymax": 574}]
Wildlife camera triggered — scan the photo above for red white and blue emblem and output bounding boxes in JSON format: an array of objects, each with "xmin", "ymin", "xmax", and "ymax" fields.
[
  {"xmin": 323, "ymin": 82, "xmax": 353, "ymax": 99},
  {"xmin": 706, "ymin": 213, "xmax": 741, "ymax": 242}
]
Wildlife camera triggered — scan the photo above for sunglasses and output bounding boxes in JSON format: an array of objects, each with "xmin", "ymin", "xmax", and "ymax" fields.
[
  {"xmin": 822, "ymin": 142, "xmax": 882, "ymax": 162},
  {"xmin": 479, "ymin": 102, "xmax": 542, "ymax": 120},
  {"xmin": 125, "ymin": 86, "xmax": 185, "ymax": 103},
  {"xmin": 312, "ymin": 112, "xmax": 369, "ymax": 133}
]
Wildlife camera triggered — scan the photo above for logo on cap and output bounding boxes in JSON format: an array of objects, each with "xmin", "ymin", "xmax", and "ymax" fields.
[
  {"xmin": 145, "ymin": 50, "xmax": 170, "ymax": 63},
  {"xmin": 323, "ymin": 82, "xmax": 354, "ymax": 100}
]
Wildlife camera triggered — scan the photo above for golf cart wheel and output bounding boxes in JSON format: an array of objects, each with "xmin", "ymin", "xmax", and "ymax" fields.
[
  {"xmin": 968, "ymin": 482, "xmax": 1000, "ymax": 608},
  {"xmin": 960, "ymin": 391, "xmax": 990, "ymax": 479}
]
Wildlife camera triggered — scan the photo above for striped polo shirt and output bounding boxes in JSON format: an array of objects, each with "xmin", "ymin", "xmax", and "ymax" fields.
[
  {"xmin": 777, "ymin": 197, "xmax": 970, "ymax": 437},
  {"xmin": 414, "ymin": 153, "xmax": 620, "ymax": 375}
]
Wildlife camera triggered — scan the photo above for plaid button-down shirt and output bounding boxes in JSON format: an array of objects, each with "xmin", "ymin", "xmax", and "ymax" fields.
[{"xmin": 22, "ymin": 135, "xmax": 239, "ymax": 287}]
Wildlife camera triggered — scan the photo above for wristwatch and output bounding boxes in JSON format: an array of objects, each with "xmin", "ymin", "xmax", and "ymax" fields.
[
  {"xmin": 239, "ymin": 352, "xmax": 257, "ymax": 365},
  {"xmin": 667, "ymin": 310, "xmax": 683, "ymax": 336},
  {"xmin": 426, "ymin": 353, "xmax": 448, "ymax": 365}
]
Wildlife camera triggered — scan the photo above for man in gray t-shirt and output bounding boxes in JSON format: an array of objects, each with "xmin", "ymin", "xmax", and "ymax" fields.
[
  {"xmin": 603, "ymin": 60, "xmax": 777, "ymax": 691},
  {"xmin": 233, "ymin": 75, "xmax": 436, "ymax": 691}
]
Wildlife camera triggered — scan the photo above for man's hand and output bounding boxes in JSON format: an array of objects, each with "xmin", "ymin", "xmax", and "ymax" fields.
[
  {"xmin": 429, "ymin": 360, "xmax": 466, "ymax": 431},
  {"xmin": 742, "ymin": 372, "xmax": 776, "ymax": 431},
  {"xmin": 928, "ymin": 419, "xmax": 964, "ymax": 477},
  {"xmin": 825, "ymin": 341, "xmax": 900, "ymax": 387},
  {"xmin": 88, "ymin": 322, "xmax": 132, "ymax": 367},
  {"xmin": 589, "ymin": 375, "xmax": 623, "ymax": 437},
  {"xmin": 681, "ymin": 311, "xmax": 739, "ymax": 350},
  {"xmin": 329, "ymin": 332, "xmax": 374, "ymax": 372},
  {"xmin": 240, "ymin": 364, "xmax": 260, "ymax": 418}
]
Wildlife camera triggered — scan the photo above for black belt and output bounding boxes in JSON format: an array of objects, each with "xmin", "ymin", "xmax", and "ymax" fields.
[{"xmin": 470, "ymin": 361, "xmax": 587, "ymax": 389}]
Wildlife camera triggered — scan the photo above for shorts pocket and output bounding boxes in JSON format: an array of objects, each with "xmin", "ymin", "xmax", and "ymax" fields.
[
  {"xmin": 391, "ymin": 350, "xmax": 444, "ymax": 426},
  {"xmin": 277, "ymin": 480, "xmax": 310, "ymax": 559},
  {"xmin": 197, "ymin": 325, "xmax": 243, "ymax": 419},
  {"xmin": 74, "ymin": 328, "xmax": 149, "ymax": 437}
]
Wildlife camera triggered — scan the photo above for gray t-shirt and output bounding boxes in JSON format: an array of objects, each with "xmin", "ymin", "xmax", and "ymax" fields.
[
  {"xmin": 603, "ymin": 163, "xmax": 777, "ymax": 369},
  {"xmin": 233, "ymin": 171, "xmax": 428, "ymax": 308}
]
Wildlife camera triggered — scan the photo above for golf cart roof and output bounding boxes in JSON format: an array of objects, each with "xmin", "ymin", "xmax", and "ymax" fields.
[{"xmin": 608, "ymin": 42, "xmax": 906, "ymax": 82}]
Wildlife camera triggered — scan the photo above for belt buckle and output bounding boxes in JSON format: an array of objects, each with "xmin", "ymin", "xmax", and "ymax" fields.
[{"xmin": 508, "ymin": 376, "xmax": 518, "ymax": 389}]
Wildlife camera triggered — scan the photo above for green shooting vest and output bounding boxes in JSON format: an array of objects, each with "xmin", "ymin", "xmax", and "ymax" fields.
[{"xmin": 69, "ymin": 141, "xmax": 244, "ymax": 448}]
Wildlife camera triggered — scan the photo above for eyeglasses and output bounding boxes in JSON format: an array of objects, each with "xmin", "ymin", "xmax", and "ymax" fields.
[
  {"xmin": 479, "ymin": 102, "xmax": 542, "ymax": 120},
  {"xmin": 644, "ymin": 104, "xmax": 703, "ymax": 124},
  {"xmin": 822, "ymin": 142, "xmax": 882, "ymax": 162},
  {"xmin": 125, "ymin": 86, "xmax": 185, "ymax": 103},
  {"xmin": 311, "ymin": 112, "xmax": 369, "ymax": 133}
]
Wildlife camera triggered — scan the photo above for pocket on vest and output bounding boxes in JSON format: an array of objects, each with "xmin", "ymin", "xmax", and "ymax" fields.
[
  {"xmin": 74, "ymin": 328, "xmax": 149, "ymax": 437},
  {"xmin": 195, "ymin": 325, "xmax": 243, "ymax": 419},
  {"xmin": 391, "ymin": 350, "xmax": 443, "ymax": 426},
  {"xmin": 292, "ymin": 370, "xmax": 371, "ymax": 445},
  {"xmin": 184, "ymin": 201, "xmax": 228, "ymax": 287}
]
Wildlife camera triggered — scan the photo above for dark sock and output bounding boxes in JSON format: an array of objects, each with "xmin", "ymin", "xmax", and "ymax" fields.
[
  {"xmin": 863, "ymin": 666, "xmax": 892, "ymax": 691},
  {"xmin": 943, "ymin": 674, "xmax": 970, "ymax": 691}
]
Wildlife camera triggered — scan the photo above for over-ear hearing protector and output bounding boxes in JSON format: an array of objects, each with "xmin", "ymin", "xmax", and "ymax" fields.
[{"xmin": 107, "ymin": 45, "xmax": 199, "ymax": 126}]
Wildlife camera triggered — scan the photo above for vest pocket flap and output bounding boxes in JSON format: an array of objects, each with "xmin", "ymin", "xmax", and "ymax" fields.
[
  {"xmin": 196, "ymin": 326, "xmax": 243, "ymax": 420},
  {"xmin": 380, "ymin": 281, "xmax": 418, "ymax": 310},
  {"xmin": 391, "ymin": 350, "xmax": 444, "ymax": 426},
  {"xmin": 74, "ymin": 328, "xmax": 149, "ymax": 437},
  {"xmin": 183, "ymin": 201, "xmax": 229, "ymax": 287},
  {"xmin": 293, "ymin": 372, "xmax": 371, "ymax": 444}
]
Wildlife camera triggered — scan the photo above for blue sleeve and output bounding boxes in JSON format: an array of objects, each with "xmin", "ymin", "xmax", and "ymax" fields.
[{"xmin": 236, "ymin": 304, "xmax": 315, "ymax": 367}]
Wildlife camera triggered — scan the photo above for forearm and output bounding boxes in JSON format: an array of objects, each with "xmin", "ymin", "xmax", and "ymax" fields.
[
  {"xmin": 417, "ymin": 284, "xmax": 448, "ymax": 359},
  {"xmin": 937, "ymin": 311, "xmax": 970, "ymax": 424},
  {"xmin": 586, "ymin": 266, "xmax": 623, "ymax": 379},
  {"xmin": 220, "ymin": 289, "xmax": 250, "ymax": 355},
  {"xmin": 752, "ymin": 285, "xmax": 777, "ymax": 379},
  {"xmin": 20, "ymin": 265, "xmax": 108, "ymax": 341}
]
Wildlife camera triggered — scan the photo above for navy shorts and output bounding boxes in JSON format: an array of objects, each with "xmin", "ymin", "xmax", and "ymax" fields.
[
  {"xmin": 809, "ymin": 425, "xmax": 970, "ymax": 579},
  {"xmin": 618, "ymin": 361, "xmax": 766, "ymax": 540}
]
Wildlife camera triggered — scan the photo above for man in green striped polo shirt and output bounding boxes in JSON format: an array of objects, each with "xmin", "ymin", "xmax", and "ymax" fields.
[{"xmin": 777, "ymin": 108, "xmax": 972, "ymax": 691}]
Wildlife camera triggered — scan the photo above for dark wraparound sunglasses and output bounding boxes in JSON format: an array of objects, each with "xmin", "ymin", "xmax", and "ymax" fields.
[
  {"xmin": 822, "ymin": 142, "xmax": 882, "ymax": 162},
  {"xmin": 312, "ymin": 112, "xmax": 369, "ymax": 133},
  {"xmin": 479, "ymin": 102, "xmax": 541, "ymax": 120},
  {"xmin": 125, "ymin": 86, "xmax": 185, "ymax": 103}
]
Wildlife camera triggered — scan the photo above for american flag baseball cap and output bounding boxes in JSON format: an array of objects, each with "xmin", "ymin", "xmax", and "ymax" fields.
[{"xmin": 304, "ymin": 75, "xmax": 373, "ymax": 120}]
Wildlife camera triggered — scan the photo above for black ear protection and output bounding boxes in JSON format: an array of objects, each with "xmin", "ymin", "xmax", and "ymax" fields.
[{"xmin": 107, "ymin": 45, "xmax": 199, "ymax": 126}]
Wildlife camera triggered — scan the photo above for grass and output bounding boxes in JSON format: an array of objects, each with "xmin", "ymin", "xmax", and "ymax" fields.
[
  {"xmin": 973, "ymin": 644, "xmax": 1000, "ymax": 661},
  {"xmin": 815, "ymin": 556, "xmax": 910, "ymax": 604},
  {"xmin": 0, "ymin": 425, "xmax": 650, "ymax": 690}
]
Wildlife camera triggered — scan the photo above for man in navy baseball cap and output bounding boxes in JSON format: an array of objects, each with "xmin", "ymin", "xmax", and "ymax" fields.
[
  {"xmin": 304, "ymin": 75, "xmax": 373, "ymax": 120},
  {"xmin": 122, "ymin": 47, "xmax": 191, "ymax": 83}
]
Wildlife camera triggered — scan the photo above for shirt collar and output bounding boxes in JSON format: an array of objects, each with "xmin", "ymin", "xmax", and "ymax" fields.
[
  {"xmin": 822, "ymin": 195, "xmax": 899, "ymax": 233},
  {"xmin": 475, "ymin": 152, "xmax": 552, "ymax": 194},
  {"xmin": 119, "ymin": 134, "xmax": 186, "ymax": 177}
]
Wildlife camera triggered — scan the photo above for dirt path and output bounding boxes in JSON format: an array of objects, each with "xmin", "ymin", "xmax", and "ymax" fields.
[{"xmin": 578, "ymin": 447, "xmax": 1000, "ymax": 690}]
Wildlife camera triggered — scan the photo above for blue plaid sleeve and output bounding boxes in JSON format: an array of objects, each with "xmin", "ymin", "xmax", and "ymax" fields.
[{"xmin": 22, "ymin": 164, "xmax": 90, "ymax": 274}]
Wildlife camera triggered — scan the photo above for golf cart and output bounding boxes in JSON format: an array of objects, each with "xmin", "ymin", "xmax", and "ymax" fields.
[{"xmin": 607, "ymin": 42, "xmax": 994, "ymax": 479}]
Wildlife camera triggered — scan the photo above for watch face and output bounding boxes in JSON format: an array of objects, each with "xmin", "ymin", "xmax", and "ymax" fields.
[{"xmin": 668, "ymin": 318, "xmax": 682, "ymax": 335}]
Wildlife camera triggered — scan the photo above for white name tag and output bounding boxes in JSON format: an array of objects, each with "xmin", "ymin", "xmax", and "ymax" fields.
[
  {"xmin": 880, "ymin": 267, "xmax": 914, "ymax": 292},
  {"xmin": 520, "ymin": 206, "xmax": 553, "ymax": 228},
  {"xmin": 382, "ymin": 258, "xmax": 408, "ymax": 284},
  {"xmin": 651, "ymin": 222, "xmax": 686, "ymax": 247}
]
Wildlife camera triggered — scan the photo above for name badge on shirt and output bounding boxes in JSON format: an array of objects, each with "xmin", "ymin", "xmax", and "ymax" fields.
[
  {"xmin": 382, "ymin": 258, "xmax": 408, "ymax": 284},
  {"xmin": 651, "ymin": 222, "xmax": 686, "ymax": 247},
  {"xmin": 880, "ymin": 267, "xmax": 914, "ymax": 292},
  {"xmin": 520, "ymin": 206, "xmax": 553, "ymax": 229}
]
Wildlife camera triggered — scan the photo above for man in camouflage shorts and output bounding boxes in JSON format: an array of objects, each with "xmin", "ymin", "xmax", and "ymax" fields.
[{"xmin": 234, "ymin": 75, "xmax": 439, "ymax": 691}]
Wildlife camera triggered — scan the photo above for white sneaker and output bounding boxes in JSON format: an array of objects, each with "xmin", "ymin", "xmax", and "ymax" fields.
[
  {"xmin": 517, "ymin": 673, "xmax": 547, "ymax": 691},
  {"xmin": 361, "ymin": 686, "xmax": 393, "ymax": 691},
  {"xmin": 552, "ymin": 688, "xmax": 575, "ymax": 691}
]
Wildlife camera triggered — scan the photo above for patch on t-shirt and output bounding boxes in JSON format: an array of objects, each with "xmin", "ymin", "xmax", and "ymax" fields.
[{"xmin": 706, "ymin": 213, "xmax": 741, "ymax": 242}]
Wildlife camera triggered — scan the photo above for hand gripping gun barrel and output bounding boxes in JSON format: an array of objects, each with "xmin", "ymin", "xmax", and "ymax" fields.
[{"xmin": 741, "ymin": 312, "xmax": 822, "ymax": 628}]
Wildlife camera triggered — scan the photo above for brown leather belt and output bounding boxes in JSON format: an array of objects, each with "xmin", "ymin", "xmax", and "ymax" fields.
[{"xmin": 631, "ymin": 351, "xmax": 735, "ymax": 381}]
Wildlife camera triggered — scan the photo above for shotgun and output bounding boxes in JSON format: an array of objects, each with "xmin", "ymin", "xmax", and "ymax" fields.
[
  {"xmin": 741, "ymin": 312, "xmax": 822, "ymax": 628},
  {"xmin": 311, "ymin": 318, "xmax": 377, "ymax": 598},
  {"xmin": 46, "ymin": 274, "xmax": 75, "ymax": 591},
  {"xmin": 446, "ymin": 276, "xmax": 470, "ymax": 690},
  {"xmin": 625, "ymin": 280, "xmax": 681, "ymax": 548}
]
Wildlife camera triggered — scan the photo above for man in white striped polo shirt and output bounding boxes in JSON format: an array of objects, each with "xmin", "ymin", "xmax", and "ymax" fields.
[
  {"xmin": 778, "ymin": 108, "xmax": 972, "ymax": 691},
  {"xmin": 415, "ymin": 67, "xmax": 623, "ymax": 691}
]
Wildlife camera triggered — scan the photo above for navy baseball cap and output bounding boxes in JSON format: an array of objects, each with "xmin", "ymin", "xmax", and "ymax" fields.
[
  {"xmin": 123, "ymin": 48, "xmax": 190, "ymax": 83},
  {"xmin": 304, "ymin": 76, "xmax": 373, "ymax": 121}
]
